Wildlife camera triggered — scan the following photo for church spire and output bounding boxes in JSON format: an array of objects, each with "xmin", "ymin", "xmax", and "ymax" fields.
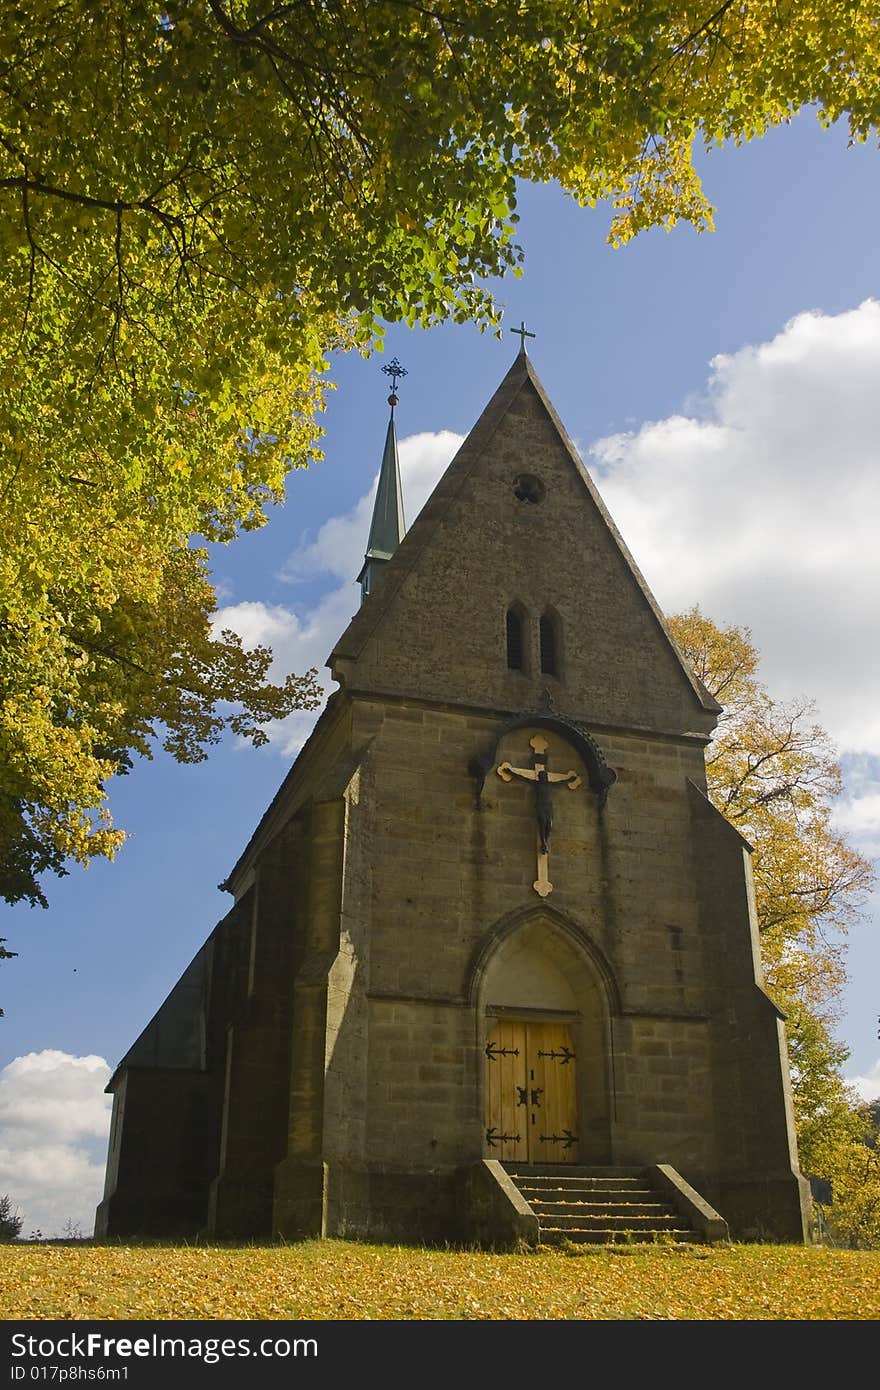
[{"xmin": 358, "ymin": 358, "xmax": 407, "ymax": 604}]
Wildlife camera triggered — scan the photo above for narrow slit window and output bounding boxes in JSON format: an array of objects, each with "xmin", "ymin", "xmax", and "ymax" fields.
[
  {"xmin": 540, "ymin": 613, "xmax": 558, "ymax": 676},
  {"xmin": 506, "ymin": 609, "xmax": 524, "ymax": 670}
]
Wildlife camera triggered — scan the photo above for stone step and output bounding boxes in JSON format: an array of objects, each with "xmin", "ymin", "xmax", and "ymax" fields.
[
  {"xmin": 527, "ymin": 1211, "xmax": 683, "ymax": 1231},
  {"xmin": 514, "ymin": 1185, "xmax": 655, "ymax": 1199},
  {"xmin": 527, "ymin": 1201, "xmax": 674, "ymax": 1218},
  {"xmin": 502, "ymin": 1163, "xmax": 708, "ymax": 1247},
  {"xmin": 523, "ymin": 1194, "xmax": 660, "ymax": 1206},
  {"xmin": 509, "ymin": 1172, "xmax": 649, "ymax": 1183},
  {"xmin": 540, "ymin": 1226, "xmax": 701, "ymax": 1245},
  {"xmin": 504, "ymin": 1165, "xmax": 645, "ymax": 1180},
  {"xmin": 516, "ymin": 1182, "xmax": 658, "ymax": 1199},
  {"xmin": 524, "ymin": 1192, "xmax": 670, "ymax": 1204}
]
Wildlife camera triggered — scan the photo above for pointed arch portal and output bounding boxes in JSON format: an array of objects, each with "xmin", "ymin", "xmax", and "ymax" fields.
[{"xmin": 472, "ymin": 910, "xmax": 614, "ymax": 1166}]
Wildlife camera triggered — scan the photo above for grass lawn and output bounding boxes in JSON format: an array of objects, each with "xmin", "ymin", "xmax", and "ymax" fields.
[{"xmin": 1, "ymin": 1240, "xmax": 879, "ymax": 1320}]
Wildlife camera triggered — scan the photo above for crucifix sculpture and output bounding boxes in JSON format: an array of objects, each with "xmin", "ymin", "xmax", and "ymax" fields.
[{"xmin": 496, "ymin": 735, "xmax": 581, "ymax": 897}]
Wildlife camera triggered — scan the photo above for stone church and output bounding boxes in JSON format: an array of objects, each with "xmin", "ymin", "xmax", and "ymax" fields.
[{"xmin": 96, "ymin": 345, "xmax": 810, "ymax": 1246}]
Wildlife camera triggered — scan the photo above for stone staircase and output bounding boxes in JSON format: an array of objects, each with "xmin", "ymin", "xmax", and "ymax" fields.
[{"xmin": 502, "ymin": 1165, "xmax": 705, "ymax": 1245}]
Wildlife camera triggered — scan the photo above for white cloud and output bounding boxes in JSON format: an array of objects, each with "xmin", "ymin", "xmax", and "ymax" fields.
[
  {"xmin": 831, "ymin": 756, "xmax": 880, "ymax": 862},
  {"xmin": 217, "ymin": 430, "xmax": 462, "ymax": 755},
  {"xmin": 283, "ymin": 490, "xmax": 375, "ymax": 585},
  {"xmin": 395, "ymin": 429, "xmax": 466, "ymax": 523},
  {"xmin": 212, "ymin": 599, "xmax": 306, "ymax": 668},
  {"xmin": 834, "ymin": 793, "xmax": 880, "ymax": 855},
  {"xmin": 215, "ymin": 586, "xmax": 365, "ymax": 756},
  {"xmin": 845, "ymin": 1058, "xmax": 880, "ymax": 1104},
  {"xmin": 592, "ymin": 299, "xmax": 880, "ymax": 759},
  {"xmin": 0, "ymin": 1051, "xmax": 112, "ymax": 1238}
]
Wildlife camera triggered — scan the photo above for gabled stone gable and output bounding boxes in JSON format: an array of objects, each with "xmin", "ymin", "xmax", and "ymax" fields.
[{"xmin": 331, "ymin": 353, "xmax": 719, "ymax": 739}]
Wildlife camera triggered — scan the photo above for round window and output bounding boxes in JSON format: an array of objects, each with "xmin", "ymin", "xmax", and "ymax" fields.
[{"xmin": 512, "ymin": 474, "xmax": 545, "ymax": 504}]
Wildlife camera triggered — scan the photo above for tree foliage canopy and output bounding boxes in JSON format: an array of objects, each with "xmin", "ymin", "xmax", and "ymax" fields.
[
  {"xmin": 3, "ymin": 2, "xmax": 879, "ymax": 906},
  {"xmin": 0, "ymin": 1194, "xmax": 22, "ymax": 1242},
  {"xmin": 668, "ymin": 607, "xmax": 873, "ymax": 1012}
]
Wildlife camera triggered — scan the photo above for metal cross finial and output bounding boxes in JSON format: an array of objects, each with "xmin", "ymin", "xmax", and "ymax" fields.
[
  {"xmin": 381, "ymin": 358, "xmax": 408, "ymax": 392},
  {"xmin": 510, "ymin": 321, "xmax": 536, "ymax": 352}
]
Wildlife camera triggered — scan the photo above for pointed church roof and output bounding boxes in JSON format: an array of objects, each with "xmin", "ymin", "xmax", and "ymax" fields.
[
  {"xmin": 332, "ymin": 349, "xmax": 720, "ymax": 719},
  {"xmin": 358, "ymin": 407, "xmax": 405, "ymax": 579}
]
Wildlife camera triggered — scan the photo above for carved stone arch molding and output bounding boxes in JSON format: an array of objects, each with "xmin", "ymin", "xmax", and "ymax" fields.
[
  {"xmin": 468, "ymin": 711, "xmax": 617, "ymax": 810},
  {"xmin": 466, "ymin": 901, "xmax": 621, "ymax": 1013}
]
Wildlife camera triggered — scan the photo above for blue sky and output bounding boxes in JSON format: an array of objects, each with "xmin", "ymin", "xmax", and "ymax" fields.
[{"xmin": 2, "ymin": 113, "xmax": 879, "ymax": 1236}]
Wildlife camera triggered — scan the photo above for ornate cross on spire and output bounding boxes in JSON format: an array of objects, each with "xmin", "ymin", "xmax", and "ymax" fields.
[
  {"xmin": 510, "ymin": 321, "xmax": 536, "ymax": 353},
  {"xmin": 496, "ymin": 735, "xmax": 581, "ymax": 897},
  {"xmin": 381, "ymin": 357, "xmax": 408, "ymax": 406}
]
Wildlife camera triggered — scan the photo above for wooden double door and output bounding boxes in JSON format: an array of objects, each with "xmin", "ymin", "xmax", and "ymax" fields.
[{"xmin": 483, "ymin": 1019, "xmax": 579, "ymax": 1164}]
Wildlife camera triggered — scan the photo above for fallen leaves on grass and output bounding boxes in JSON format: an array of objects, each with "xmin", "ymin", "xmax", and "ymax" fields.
[{"xmin": 1, "ymin": 1243, "xmax": 879, "ymax": 1320}]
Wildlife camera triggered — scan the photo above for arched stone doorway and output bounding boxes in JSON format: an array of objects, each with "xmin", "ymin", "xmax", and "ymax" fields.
[{"xmin": 472, "ymin": 911, "xmax": 614, "ymax": 1166}]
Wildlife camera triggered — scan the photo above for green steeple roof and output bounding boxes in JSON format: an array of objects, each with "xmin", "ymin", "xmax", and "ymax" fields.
[{"xmin": 358, "ymin": 404, "xmax": 405, "ymax": 600}]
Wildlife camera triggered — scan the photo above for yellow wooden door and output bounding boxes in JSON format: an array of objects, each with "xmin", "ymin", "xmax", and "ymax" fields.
[
  {"xmin": 484, "ymin": 1020, "xmax": 528, "ymax": 1162},
  {"xmin": 484, "ymin": 1020, "xmax": 578, "ymax": 1164},
  {"xmin": 526, "ymin": 1022, "xmax": 579, "ymax": 1164}
]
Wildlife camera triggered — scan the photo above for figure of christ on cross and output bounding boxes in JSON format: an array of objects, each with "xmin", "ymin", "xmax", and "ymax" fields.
[{"xmin": 496, "ymin": 735, "xmax": 582, "ymax": 897}]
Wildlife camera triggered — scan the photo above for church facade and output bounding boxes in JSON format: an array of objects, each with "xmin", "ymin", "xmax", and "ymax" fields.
[{"xmin": 96, "ymin": 349, "xmax": 810, "ymax": 1245}]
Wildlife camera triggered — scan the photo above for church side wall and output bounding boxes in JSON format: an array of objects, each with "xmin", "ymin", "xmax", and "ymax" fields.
[
  {"xmin": 96, "ymin": 894, "xmax": 253, "ymax": 1239},
  {"xmin": 95, "ymin": 1068, "xmax": 221, "ymax": 1237}
]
